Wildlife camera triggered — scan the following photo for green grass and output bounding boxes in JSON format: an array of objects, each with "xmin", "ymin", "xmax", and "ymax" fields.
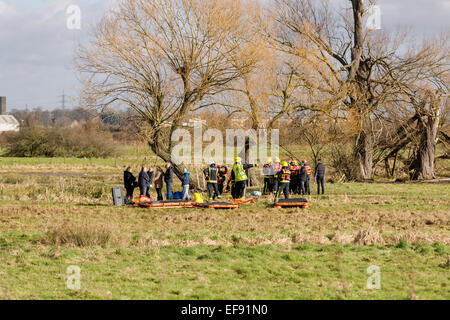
[
  {"xmin": 0, "ymin": 151, "xmax": 448, "ymax": 300},
  {"xmin": 1, "ymin": 240, "xmax": 448, "ymax": 300}
]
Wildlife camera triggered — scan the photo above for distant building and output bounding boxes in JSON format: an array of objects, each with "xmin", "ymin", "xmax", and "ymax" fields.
[{"xmin": 0, "ymin": 96, "xmax": 20, "ymax": 133}]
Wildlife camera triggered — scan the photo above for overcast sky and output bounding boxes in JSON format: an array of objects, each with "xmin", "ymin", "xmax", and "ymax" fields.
[{"xmin": 0, "ymin": 0, "xmax": 449, "ymax": 110}]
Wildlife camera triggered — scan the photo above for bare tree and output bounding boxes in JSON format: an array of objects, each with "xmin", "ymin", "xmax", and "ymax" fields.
[
  {"xmin": 77, "ymin": 0, "xmax": 255, "ymax": 182},
  {"xmin": 272, "ymin": 0, "xmax": 449, "ymax": 180}
]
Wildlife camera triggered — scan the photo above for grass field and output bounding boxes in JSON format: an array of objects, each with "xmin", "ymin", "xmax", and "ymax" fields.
[{"xmin": 0, "ymin": 150, "xmax": 449, "ymax": 300}]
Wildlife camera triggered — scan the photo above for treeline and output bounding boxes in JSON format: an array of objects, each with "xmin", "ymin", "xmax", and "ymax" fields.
[
  {"xmin": 1, "ymin": 122, "xmax": 116, "ymax": 158},
  {"xmin": 1, "ymin": 108, "xmax": 143, "ymax": 158}
]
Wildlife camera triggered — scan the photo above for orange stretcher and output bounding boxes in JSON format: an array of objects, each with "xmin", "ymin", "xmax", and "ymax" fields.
[
  {"xmin": 137, "ymin": 200, "xmax": 194, "ymax": 209},
  {"xmin": 193, "ymin": 202, "xmax": 239, "ymax": 210},
  {"xmin": 274, "ymin": 198, "xmax": 309, "ymax": 209},
  {"xmin": 232, "ymin": 198, "xmax": 256, "ymax": 204}
]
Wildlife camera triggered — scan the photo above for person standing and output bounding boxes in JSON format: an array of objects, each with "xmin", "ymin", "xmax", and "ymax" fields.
[
  {"xmin": 217, "ymin": 165, "xmax": 227, "ymax": 195},
  {"xmin": 303, "ymin": 159, "xmax": 312, "ymax": 195},
  {"xmin": 204, "ymin": 161, "xmax": 220, "ymax": 200},
  {"xmin": 314, "ymin": 159, "xmax": 326, "ymax": 195},
  {"xmin": 123, "ymin": 166, "xmax": 137, "ymax": 201},
  {"xmin": 138, "ymin": 166, "xmax": 150, "ymax": 198},
  {"xmin": 154, "ymin": 167, "xmax": 164, "ymax": 201},
  {"xmin": 276, "ymin": 161, "xmax": 291, "ymax": 201},
  {"xmin": 271, "ymin": 157, "xmax": 281, "ymax": 196},
  {"xmin": 263, "ymin": 157, "xmax": 273, "ymax": 195},
  {"xmin": 181, "ymin": 168, "xmax": 190, "ymax": 201},
  {"xmin": 298, "ymin": 162, "xmax": 307, "ymax": 196},
  {"xmin": 231, "ymin": 157, "xmax": 256, "ymax": 199},
  {"xmin": 146, "ymin": 167, "xmax": 155, "ymax": 198},
  {"xmin": 164, "ymin": 162, "xmax": 173, "ymax": 200}
]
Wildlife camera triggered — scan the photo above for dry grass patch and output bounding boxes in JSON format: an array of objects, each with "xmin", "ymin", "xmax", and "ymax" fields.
[{"xmin": 41, "ymin": 221, "xmax": 119, "ymax": 247}]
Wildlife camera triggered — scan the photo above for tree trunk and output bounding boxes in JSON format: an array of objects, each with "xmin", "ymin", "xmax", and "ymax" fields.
[
  {"xmin": 244, "ymin": 136, "xmax": 259, "ymax": 187},
  {"xmin": 148, "ymin": 137, "xmax": 202, "ymax": 190},
  {"xmin": 354, "ymin": 129, "xmax": 373, "ymax": 180},
  {"xmin": 410, "ymin": 108, "xmax": 440, "ymax": 180}
]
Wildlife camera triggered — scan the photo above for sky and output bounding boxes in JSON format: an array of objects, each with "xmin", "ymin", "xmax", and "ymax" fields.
[{"xmin": 0, "ymin": 0, "xmax": 449, "ymax": 111}]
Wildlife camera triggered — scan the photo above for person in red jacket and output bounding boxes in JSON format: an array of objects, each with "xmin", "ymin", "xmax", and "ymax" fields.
[
  {"xmin": 302, "ymin": 159, "xmax": 312, "ymax": 195},
  {"xmin": 217, "ymin": 164, "xmax": 228, "ymax": 195}
]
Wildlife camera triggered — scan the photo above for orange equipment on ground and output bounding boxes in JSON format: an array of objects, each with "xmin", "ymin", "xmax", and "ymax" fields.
[
  {"xmin": 232, "ymin": 198, "xmax": 256, "ymax": 204},
  {"xmin": 274, "ymin": 198, "xmax": 309, "ymax": 209}
]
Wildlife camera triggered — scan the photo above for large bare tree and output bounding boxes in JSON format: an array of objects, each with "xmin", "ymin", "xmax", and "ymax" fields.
[{"xmin": 77, "ymin": 0, "xmax": 256, "ymax": 182}]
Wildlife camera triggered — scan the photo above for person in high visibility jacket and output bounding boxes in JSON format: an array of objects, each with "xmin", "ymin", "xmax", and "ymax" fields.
[
  {"xmin": 302, "ymin": 159, "xmax": 312, "ymax": 195},
  {"xmin": 203, "ymin": 161, "xmax": 220, "ymax": 200},
  {"xmin": 276, "ymin": 161, "xmax": 291, "ymax": 201},
  {"xmin": 271, "ymin": 157, "xmax": 281, "ymax": 196},
  {"xmin": 231, "ymin": 157, "xmax": 256, "ymax": 199},
  {"xmin": 289, "ymin": 160, "xmax": 300, "ymax": 195},
  {"xmin": 263, "ymin": 157, "xmax": 273, "ymax": 195}
]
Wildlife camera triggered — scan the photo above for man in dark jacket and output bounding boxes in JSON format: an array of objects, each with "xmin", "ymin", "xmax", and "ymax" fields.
[
  {"xmin": 204, "ymin": 161, "xmax": 220, "ymax": 200},
  {"xmin": 314, "ymin": 159, "xmax": 326, "ymax": 195},
  {"xmin": 146, "ymin": 167, "xmax": 154, "ymax": 198},
  {"xmin": 138, "ymin": 166, "xmax": 150, "ymax": 197},
  {"xmin": 164, "ymin": 163, "xmax": 173, "ymax": 200},
  {"xmin": 123, "ymin": 166, "xmax": 137, "ymax": 201},
  {"xmin": 298, "ymin": 162, "xmax": 308, "ymax": 196}
]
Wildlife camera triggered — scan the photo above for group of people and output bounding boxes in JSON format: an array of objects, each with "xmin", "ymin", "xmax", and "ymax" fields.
[
  {"xmin": 203, "ymin": 157, "xmax": 257, "ymax": 200},
  {"xmin": 263, "ymin": 158, "xmax": 326, "ymax": 200},
  {"xmin": 123, "ymin": 163, "xmax": 191, "ymax": 202},
  {"xmin": 123, "ymin": 156, "xmax": 325, "ymax": 202}
]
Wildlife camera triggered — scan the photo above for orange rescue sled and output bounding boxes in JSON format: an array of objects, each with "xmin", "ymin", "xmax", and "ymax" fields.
[{"xmin": 274, "ymin": 198, "xmax": 309, "ymax": 209}]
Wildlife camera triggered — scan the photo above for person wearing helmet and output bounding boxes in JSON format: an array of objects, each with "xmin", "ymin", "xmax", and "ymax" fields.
[
  {"xmin": 270, "ymin": 157, "xmax": 281, "ymax": 196},
  {"xmin": 203, "ymin": 161, "xmax": 220, "ymax": 200},
  {"xmin": 289, "ymin": 160, "xmax": 300, "ymax": 195},
  {"xmin": 231, "ymin": 156, "xmax": 257, "ymax": 199},
  {"xmin": 216, "ymin": 164, "xmax": 228, "ymax": 195},
  {"xmin": 298, "ymin": 161, "xmax": 307, "ymax": 195},
  {"xmin": 303, "ymin": 159, "xmax": 312, "ymax": 195},
  {"xmin": 263, "ymin": 157, "xmax": 273, "ymax": 195},
  {"xmin": 275, "ymin": 161, "xmax": 291, "ymax": 201}
]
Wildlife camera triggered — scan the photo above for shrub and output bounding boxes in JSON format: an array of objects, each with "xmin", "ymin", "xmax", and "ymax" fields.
[{"xmin": 2, "ymin": 125, "xmax": 116, "ymax": 158}]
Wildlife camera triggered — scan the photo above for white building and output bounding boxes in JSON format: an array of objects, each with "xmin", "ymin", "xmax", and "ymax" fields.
[
  {"xmin": 0, "ymin": 96, "xmax": 20, "ymax": 133},
  {"xmin": 0, "ymin": 115, "xmax": 20, "ymax": 133}
]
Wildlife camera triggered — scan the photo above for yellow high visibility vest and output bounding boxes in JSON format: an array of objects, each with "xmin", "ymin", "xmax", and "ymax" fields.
[{"xmin": 233, "ymin": 164, "xmax": 248, "ymax": 182}]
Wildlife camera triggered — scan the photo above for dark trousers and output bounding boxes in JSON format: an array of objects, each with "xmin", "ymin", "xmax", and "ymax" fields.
[
  {"xmin": 263, "ymin": 177, "xmax": 270, "ymax": 194},
  {"xmin": 299, "ymin": 180, "xmax": 306, "ymax": 195},
  {"xmin": 207, "ymin": 182, "xmax": 220, "ymax": 200},
  {"xmin": 218, "ymin": 183, "xmax": 224, "ymax": 195},
  {"xmin": 234, "ymin": 181, "xmax": 246, "ymax": 199},
  {"xmin": 317, "ymin": 176, "xmax": 325, "ymax": 194},
  {"xmin": 272, "ymin": 179, "xmax": 278, "ymax": 196},
  {"xmin": 290, "ymin": 176, "xmax": 299, "ymax": 194},
  {"xmin": 156, "ymin": 188, "xmax": 163, "ymax": 201},
  {"xmin": 277, "ymin": 182, "xmax": 290, "ymax": 199},
  {"xmin": 125, "ymin": 187, "xmax": 134, "ymax": 199},
  {"xmin": 166, "ymin": 181, "xmax": 173, "ymax": 200},
  {"xmin": 139, "ymin": 185, "xmax": 149, "ymax": 197},
  {"xmin": 305, "ymin": 179, "xmax": 310, "ymax": 195},
  {"xmin": 231, "ymin": 184, "xmax": 236, "ymax": 199}
]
